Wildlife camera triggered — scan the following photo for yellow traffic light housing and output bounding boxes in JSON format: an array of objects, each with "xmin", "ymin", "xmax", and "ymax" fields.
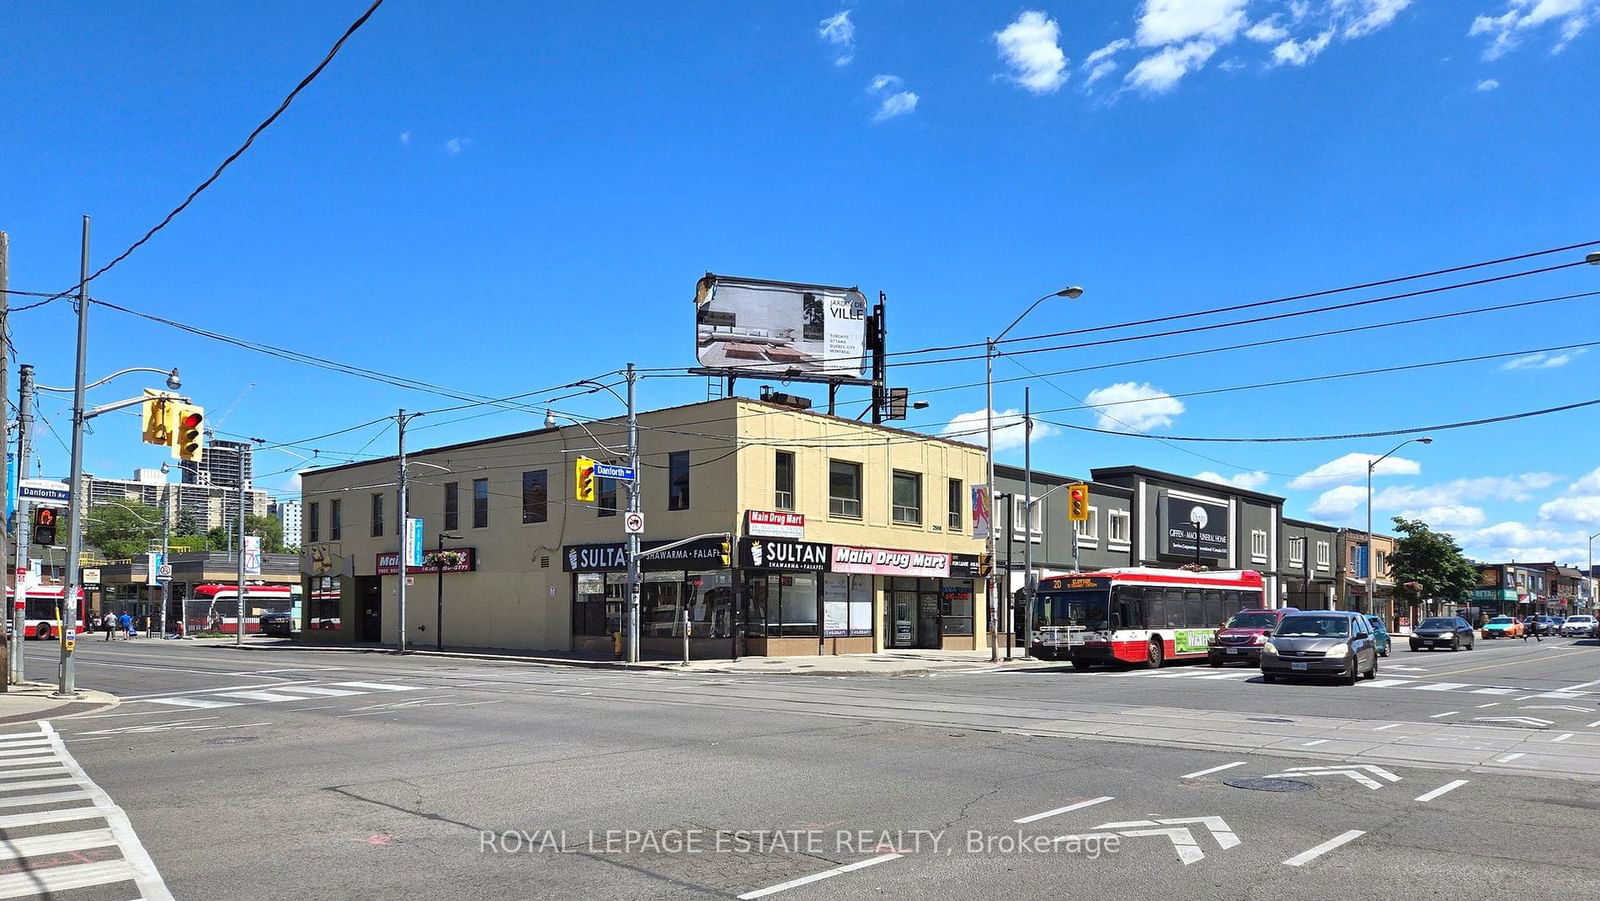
[
  {"xmin": 174, "ymin": 404, "xmax": 205, "ymax": 462},
  {"xmin": 719, "ymin": 537, "xmax": 731, "ymax": 567},
  {"xmin": 141, "ymin": 390, "xmax": 175, "ymax": 447},
  {"xmin": 574, "ymin": 457, "xmax": 596, "ymax": 502},
  {"xmin": 1068, "ymin": 483, "xmax": 1089, "ymax": 522}
]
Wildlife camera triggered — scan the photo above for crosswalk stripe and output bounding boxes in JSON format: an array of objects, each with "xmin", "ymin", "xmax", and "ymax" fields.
[
  {"xmin": 1360, "ymin": 679, "xmax": 1413, "ymax": 688},
  {"xmin": 274, "ymin": 686, "xmax": 363, "ymax": 697},
  {"xmin": 0, "ymin": 746, "xmax": 58, "ymax": 759},
  {"xmin": 1407, "ymin": 682, "xmax": 1470, "ymax": 692},
  {"xmin": 1195, "ymin": 672, "xmax": 1253, "ymax": 680},
  {"xmin": 1469, "ymin": 687, "xmax": 1520, "ymax": 695},
  {"xmin": 0, "ymin": 756, "xmax": 59, "ymax": 769},
  {"xmin": 0, "ymin": 766, "xmax": 71, "ymax": 780},
  {"xmin": 144, "ymin": 697, "xmax": 241, "ymax": 709},
  {"xmin": 0, "ymin": 789, "xmax": 91, "ymax": 809},
  {"xmin": 0, "ymin": 737, "xmax": 51, "ymax": 748},
  {"xmin": 0, "ymin": 776, "xmax": 81, "ymax": 793},
  {"xmin": 213, "ymin": 690, "xmax": 311, "ymax": 703},
  {"xmin": 0, "ymin": 827, "xmax": 118, "ymax": 863},
  {"xmin": 0, "ymin": 859, "xmax": 139, "ymax": 899},
  {"xmin": 0, "ymin": 805, "xmax": 104, "ymax": 829},
  {"xmin": 332, "ymin": 681, "xmax": 422, "ymax": 692}
]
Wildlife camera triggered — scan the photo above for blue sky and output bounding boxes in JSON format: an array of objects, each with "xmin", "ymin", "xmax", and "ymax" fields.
[{"xmin": 4, "ymin": 1, "xmax": 1598, "ymax": 563}]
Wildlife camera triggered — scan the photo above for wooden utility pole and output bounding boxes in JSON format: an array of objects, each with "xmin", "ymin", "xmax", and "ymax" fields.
[{"xmin": 0, "ymin": 231, "xmax": 10, "ymax": 687}]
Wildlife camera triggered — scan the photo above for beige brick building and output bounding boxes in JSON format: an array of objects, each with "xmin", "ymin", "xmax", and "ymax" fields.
[{"xmin": 298, "ymin": 398, "xmax": 991, "ymax": 658}]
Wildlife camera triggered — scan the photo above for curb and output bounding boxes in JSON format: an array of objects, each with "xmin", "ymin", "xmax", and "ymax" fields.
[{"xmin": 0, "ymin": 686, "xmax": 120, "ymax": 726}]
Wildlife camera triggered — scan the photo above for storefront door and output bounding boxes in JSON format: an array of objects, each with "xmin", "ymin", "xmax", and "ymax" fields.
[
  {"xmin": 917, "ymin": 590, "xmax": 941, "ymax": 649},
  {"xmin": 891, "ymin": 595, "xmax": 915, "ymax": 648}
]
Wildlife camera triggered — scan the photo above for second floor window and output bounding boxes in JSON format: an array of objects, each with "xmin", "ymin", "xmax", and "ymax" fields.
[
  {"xmin": 1288, "ymin": 537, "xmax": 1305, "ymax": 565},
  {"xmin": 473, "ymin": 478, "xmax": 489, "ymax": 528},
  {"xmin": 948, "ymin": 479, "xmax": 962, "ymax": 531},
  {"xmin": 1013, "ymin": 496, "xmax": 1042, "ymax": 539},
  {"xmin": 1250, "ymin": 529, "xmax": 1268, "ymax": 561},
  {"xmin": 443, "ymin": 482, "xmax": 459, "ymax": 532},
  {"xmin": 370, "ymin": 493, "xmax": 384, "ymax": 538},
  {"xmin": 330, "ymin": 499, "xmax": 342, "ymax": 540},
  {"xmin": 308, "ymin": 502, "xmax": 320, "ymax": 543},
  {"xmin": 598, "ymin": 476, "xmax": 617, "ymax": 517},
  {"xmin": 775, "ymin": 451, "xmax": 795, "ymax": 511},
  {"xmin": 1107, "ymin": 509, "xmax": 1131, "ymax": 545},
  {"xmin": 522, "ymin": 470, "xmax": 548, "ymax": 524},
  {"xmin": 829, "ymin": 460, "xmax": 862, "ymax": 518},
  {"xmin": 1074, "ymin": 506, "xmax": 1099, "ymax": 543},
  {"xmin": 668, "ymin": 452, "xmax": 690, "ymax": 510},
  {"xmin": 892, "ymin": 471, "xmax": 922, "ymax": 525},
  {"xmin": 1316, "ymin": 540, "xmax": 1331, "ymax": 568}
]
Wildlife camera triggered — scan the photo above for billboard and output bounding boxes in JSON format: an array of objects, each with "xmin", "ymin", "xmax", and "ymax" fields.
[
  {"xmin": 1160, "ymin": 496, "xmax": 1230, "ymax": 559},
  {"xmin": 694, "ymin": 274, "xmax": 869, "ymax": 379}
]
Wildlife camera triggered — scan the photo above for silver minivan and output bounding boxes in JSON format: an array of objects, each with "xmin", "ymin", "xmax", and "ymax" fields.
[{"xmin": 1260, "ymin": 611, "xmax": 1379, "ymax": 685}]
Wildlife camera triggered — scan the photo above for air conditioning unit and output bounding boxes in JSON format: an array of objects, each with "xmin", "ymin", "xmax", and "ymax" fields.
[{"xmin": 759, "ymin": 387, "xmax": 812, "ymax": 410}]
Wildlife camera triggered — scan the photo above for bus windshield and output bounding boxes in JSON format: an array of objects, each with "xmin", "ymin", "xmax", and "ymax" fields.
[{"xmin": 1035, "ymin": 589, "xmax": 1110, "ymax": 631}]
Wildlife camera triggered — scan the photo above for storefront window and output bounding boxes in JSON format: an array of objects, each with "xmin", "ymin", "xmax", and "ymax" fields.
[
  {"xmin": 310, "ymin": 576, "xmax": 342, "ymax": 630},
  {"xmin": 941, "ymin": 580, "xmax": 974, "ymax": 635},
  {"xmin": 572, "ymin": 572, "xmax": 623, "ymax": 636},
  {"xmin": 685, "ymin": 570, "xmax": 734, "ymax": 638},
  {"xmin": 642, "ymin": 573, "xmax": 685, "ymax": 637},
  {"xmin": 743, "ymin": 573, "xmax": 820, "ymax": 637}
]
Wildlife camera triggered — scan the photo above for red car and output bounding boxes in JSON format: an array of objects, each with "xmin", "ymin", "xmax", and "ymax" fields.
[{"xmin": 1208, "ymin": 607, "xmax": 1300, "ymax": 666}]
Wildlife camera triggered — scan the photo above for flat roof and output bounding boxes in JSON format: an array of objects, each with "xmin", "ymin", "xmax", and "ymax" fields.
[
  {"xmin": 993, "ymin": 463, "xmax": 1133, "ymax": 497},
  {"xmin": 1090, "ymin": 465, "xmax": 1286, "ymax": 504},
  {"xmin": 1283, "ymin": 517, "xmax": 1339, "ymax": 531}
]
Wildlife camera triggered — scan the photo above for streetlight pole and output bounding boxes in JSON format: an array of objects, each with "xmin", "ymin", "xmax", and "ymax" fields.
[
  {"xmin": 985, "ymin": 286, "xmax": 1082, "ymax": 663},
  {"xmin": 1588, "ymin": 531, "xmax": 1599, "ymax": 616},
  {"xmin": 1366, "ymin": 436, "xmax": 1432, "ymax": 619},
  {"xmin": 235, "ymin": 480, "xmax": 245, "ymax": 647},
  {"xmin": 1021, "ymin": 387, "xmax": 1034, "ymax": 659},
  {"xmin": 57, "ymin": 216, "xmax": 91, "ymax": 697},
  {"xmin": 435, "ymin": 531, "xmax": 462, "ymax": 651},
  {"xmin": 395, "ymin": 408, "xmax": 408, "ymax": 653},
  {"xmin": 625, "ymin": 363, "xmax": 641, "ymax": 664},
  {"xmin": 10, "ymin": 364, "xmax": 34, "ymax": 684}
]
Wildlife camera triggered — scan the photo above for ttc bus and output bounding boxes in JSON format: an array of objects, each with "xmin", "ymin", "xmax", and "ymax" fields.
[
  {"xmin": 5, "ymin": 585, "xmax": 88, "ymax": 640},
  {"xmin": 1032, "ymin": 568, "xmax": 1267, "ymax": 669},
  {"xmin": 186, "ymin": 584, "xmax": 296, "ymax": 635}
]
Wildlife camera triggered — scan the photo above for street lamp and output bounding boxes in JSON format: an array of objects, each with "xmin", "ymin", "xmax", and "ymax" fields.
[
  {"xmin": 1367, "ymin": 436, "xmax": 1432, "ymax": 619},
  {"xmin": 435, "ymin": 531, "xmax": 463, "ymax": 651},
  {"xmin": 987, "ymin": 286, "xmax": 1083, "ymax": 662}
]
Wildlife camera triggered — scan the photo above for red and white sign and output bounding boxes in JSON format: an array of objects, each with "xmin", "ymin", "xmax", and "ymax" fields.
[
  {"xmin": 746, "ymin": 510, "xmax": 805, "ymax": 539},
  {"xmin": 831, "ymin": 545, "xmax": 951, "ymax": 578}
]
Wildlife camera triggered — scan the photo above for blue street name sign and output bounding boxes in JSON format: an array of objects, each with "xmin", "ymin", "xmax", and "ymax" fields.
[{"xmin": 593, "ymin": 462, "xmax": 636, "ymax": 481}]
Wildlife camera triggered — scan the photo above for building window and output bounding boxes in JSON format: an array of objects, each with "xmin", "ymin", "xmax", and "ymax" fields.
[
  {"xmin": 1376, "ymin": 550, "xmax": 1389, "ymax": 576},
  {"xmin": 370, "ymin": 493, "xmax": 384, "ymax": 538},
  {"xmin": 1012, "ymin": 496, "xmax": 1042, "ymax": 540},
  {"xmin": 308, "ymin": 502, "xmax": 320, "ymax": 543},
  {"xmin": 948, "ymin": 479, "xmax": 962, "ymax": 531},
  {"xmin": 1250, "ymin": 529, "xmax": 1268, "ymax": 562},
  {"xmin": 443, "ymin": 482, "xmax": 459, "ymax": 532},
  {"xmin": 522, "ymin": 470, "xmax": 548, "ymax": 524},
  {"xmin": 829, "ymin": 460, "xmax": 862, "ymax": 518},
  {"xmin": 1288, "ymin": 537, "xmax": 1305, "ymax": 566},
  {"xmin": 892, "ymin": 471, "xmax": 922, "ymax": 525},
  {"xmin": 1074, "ymin": 505, "xmax": 1100, "ymax": 545},
  {"xmin": 1107, "ymin": 509, "xmax": 1131, "ymax": 546},
  {"xmin": 472, "ymin": 478, "xmax": 489, "ymax": 528},
  {"xmin": 598, "ymin": 476, "xmax": 617, "ymax": 517},
  {"xmin": 775, "ymin": 451, "xmax": 795, "ymax": 511},
  {"xmin": 668, "ymin": 451, "xmax": 690, "ymax": 510},
  {"xmin": 330, "ymin": 499, "xmax": 342, "ymax": 540},
  {"xmin": 1315, "ymin": 540, "xmax": 1331, "ymax": 569}
]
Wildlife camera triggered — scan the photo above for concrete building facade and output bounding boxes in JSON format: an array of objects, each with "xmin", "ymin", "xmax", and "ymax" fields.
[{"xmin": 1280, "ymin": 518, "xmax": 1339, "ymax": 610}]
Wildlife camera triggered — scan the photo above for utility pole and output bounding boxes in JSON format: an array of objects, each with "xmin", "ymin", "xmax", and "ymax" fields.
[
  {"xmin": 235, "ymin": 480, "xmax": 244, "ymax": 647},
  {"xmin": 11, "ymin": 365, "xmax": 33, "ymax": 684},
  {"xmin": 396, "ymin": 409, "xmax": 408, "ymax": 654},
  {"xmin": 1022, "ymin": 387, "xmax": 1034, "ymax": 658},
  {"xmin": 160, "ymin": 476, "xmax": 171, "ymax": 639},
  {"xmin": 59, "ymin": 215, "xmax": 90, "ymax": 697},
  {"xmin": 0, "ymin": 231, "xmax": 9, "ymax": 685},
  {"xmin": 624, "ymin": 364, "xmax": 641, "ymax": 664}
]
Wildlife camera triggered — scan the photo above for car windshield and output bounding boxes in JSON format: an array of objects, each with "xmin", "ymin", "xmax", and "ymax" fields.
[
  {"xmin": 1571, "ymin": 617, "xmax": 1593, "ymax": 623},
  {"xmin": 1488, "ymin": 617, "xmax": 1513, "ymax": 624},
  {"xmin": 1276, "ymin": 615, "xmax": 1350, "ymax": 638},
  {"xmin": 1419, "ymin": 618, "xmax": 1455, "ymax": 629},
  {"xmin": 1226, "ymin": 612, "xmax": 1277, "ymax": 630}
]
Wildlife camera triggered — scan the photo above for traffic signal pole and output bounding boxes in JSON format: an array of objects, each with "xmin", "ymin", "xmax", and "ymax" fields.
[
  {"xmin": 625, "ymin": 364, "xmax": 641, "ymax": 664},
  {"xmin": 58, "ymin": 216, "xmax": 91, "ymax": 697},
  {"xmin": 11, "ymin": 365, "xmax": 34, "ymax": 684},
  {"xmin": 235, "ymin": 481, "xmax": 244, "ymax": 647},
  {"xmin": 1022, "ymin": 387, "xmax": 1033, "ymax": 659},
  {"xmin": 1, "ymin": 231, "xmax": 9, "ymax": 684},
  {"xmin": 396, "ymin": 409, "xmax": 408, "ymax": 654}
]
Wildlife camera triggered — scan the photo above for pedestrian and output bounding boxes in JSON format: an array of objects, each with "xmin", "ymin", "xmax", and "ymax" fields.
[
  {"xmin": 117, "ymin": 610, "xmax": 133, "ymax": 640},
  {"xmin": 101, "ymin": 611, "xmax": 115, "ymax": 642}
]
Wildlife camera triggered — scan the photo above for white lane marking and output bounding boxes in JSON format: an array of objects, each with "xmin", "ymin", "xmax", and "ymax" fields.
[
  {"xmin": 1014, "ymin": 796, "xmax": 1114, "ymax": 824},
  {"xmin": 143, "ymin": 697, "xmax": 240, "ymax": 709},
  {"xmin": 1552, "ymin": 733, "xmax": 1574, "ymax": 743},
  {"xmin": 118, "ymin": 679, "xmax": 317, "ymax": 700},
  {"xmin": 1428, "ymin": 711, "xmax": 1459, "ymax": 719},
  {"xmin": 273, "ymin": 686, "xmax": 363, "ymax": 697},
  {"xmin": 1194, "ymin": 672, "xmax": 1253, "ymax": 680},
  {"xmin": 1529, "ymin": 691, "xmax": 1584, "ymax": 700},
  {"xmin": 0, "ymin": 777, "xmax": 80, "ymax": 792},
  {"xmin": 38, "ymin": 722, "xmax": 174, "ymax": 901},
  {"xmin": 0, "ymin": 766, "xmax": 71, "ymax": 780},
  {"xmin": 331, "ymin": 681, "xmax": 422, "ymax": 692},
  {"xmin": 1476, "ymin": 703, "xmax": 1500, "ymax": 708},
  {"xmin": 1469, "ymin": 688, "xmax": 1519, "ymax": 695},
  {"xmin": 0, "ymin": 806, "xmax": 104, "ymax": 829},
  {"xmin": 213, "ymin": 690, "xmax": 309, "ymax": 703},
  {"xmin": 0, "ymin": 757, "xmax": 59, "ymax": 769},
  {"xmin": 1361, "ymin": 679, "xmax": 1414, "ymax": 689},
  {"xmin": 1564, "ymin": 677, "xmax": 1600, "ymax": 691},
  {"xmin": 0, "ymin": 746, "xmax": 59, "ymax": 759},
  {"xmin": 1283, "ymin": 830, "xmax": 1365, "ymax": 867},
  {"xmin": 1587, "ymin": 720, "xmax": 1600, "ymax": 729},
  {"xmin": 1496, "ymin": 753, "xmax": 1526, "ymax": 763},
  {"xmin": 1386, "ymin": 665, "xmax": 1430, "ymax": 672},
  {"xmin": 0, "ymin": 736, "xmax": 51, "ymax": 748},
  {"xmin": 1373, "ymin": 724, "xmax": 1402, "ymax": 731},
  {"xmin": 1408, "ymin": 682, "xmax": 1470, "ymax": 692},
  {"xmin": 0, "ymin": 827, "xmax": 117, "ymax": 862},
  {"xmin": 1301, "ymin": 739, "xmax": 1330, "ymax": 746},
  {"xmin": 1414, "ymin": 780, "xmax": 1469, "ymax": 803},
  {"xmin": 0, "ymin": 860, "xmax": 141, "ymax": 898},
  {"xmin": 736, "ymin": 853, "xmax": 903, "ymax": 899},
  {"xmin": 0, "ymin": 789, "xmax": 91, "ymax": 809},
  {"xmin": 1182, "ymin": 762, "xmax": 1247, "ymax": 779},
  {"xmin": 1524, "ymin": 705, "xmax": 1591, "ymax": 713}
]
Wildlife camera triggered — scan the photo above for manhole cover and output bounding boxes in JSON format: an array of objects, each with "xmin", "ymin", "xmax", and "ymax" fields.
[
  {"xmin": 203, "ymin": 736, "xmax": 259, "ymax": 746},
  {"xmin": 1248, "ymin": 717, "xmax": 1294, "ymax": 724},
  {"xmin": 1224, "ymin": 777, "xmax": 1314, "ymax": 793}
]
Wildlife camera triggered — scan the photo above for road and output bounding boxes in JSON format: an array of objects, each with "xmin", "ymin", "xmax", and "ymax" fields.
[{"xmin": 4, "ymin": 634, "xmax": 1599, "ymax": 900}]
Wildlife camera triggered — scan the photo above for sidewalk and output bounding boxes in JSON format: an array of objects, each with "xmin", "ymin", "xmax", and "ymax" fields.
[
  {"xmin": 219, "ymin": 639, "xmax": 1059, "ymax": 677},
  {"xmin": 0, "ymin": 681, "xmax": 119, "ymax": 725}
]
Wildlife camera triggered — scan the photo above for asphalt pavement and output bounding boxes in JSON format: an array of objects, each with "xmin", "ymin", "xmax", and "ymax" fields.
[{"xmin": 2, "ymin": 634, "xmax": 1597, "ymax": 900}]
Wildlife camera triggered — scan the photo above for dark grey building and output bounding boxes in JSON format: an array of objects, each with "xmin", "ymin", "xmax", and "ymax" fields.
[
  {"xmin": 1090, "ymin": 466, "xmax": 1286, "ymax": 608},
  {"xmin": 1280, "ymin": 518, "xmax": 1338, "ymax": 610}
]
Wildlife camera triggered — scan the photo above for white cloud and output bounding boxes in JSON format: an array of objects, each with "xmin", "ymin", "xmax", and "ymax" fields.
[
  {"xmin": 1125, "ymin": 40, "xmax": 1218, "ymax": 93},
  {"xmin": 1500, "ymin": 348, "xmax": 1587, "ymax": 369},
  {"xmin": 1085, "ymin": 60, "xmax": 1121, "ymax": 86},
  {"xmin": 1476, "ymin": 78, "xmax": 1501, "ymax": 90},
  {"xmin": 1568, "ymin": 466, "xmax": 1600, "ymax": 494},
  {"xmin": 1289, "ymin": 452, "xmax": 1422, "ymax": 490},
  {"xmin": 941, "ymin": 408, "xmax": 1060, "ymax": 452},
  {"xmin": 444, "ymin": 137, "xmax": 471, "ymax": 155},
  {"xmin": 873, "ymin": 90, "xmax": 919, "ymax": 122},
  {"xmin": 1136, "ymin": 0, "xmax": 1249, "ymax": 47},
  {"xmin": 284, "ymin": 472, "xmax": 303, "ymax": 495},
  {"xmin": 1538, "ymin": 495, "xmax": 1600, "ymax": 523},
  {"xmin": 1470, "ymin": 0, "xmax": 1598, "ymax": 60},
  {"xmin": 1373, "ymin": 473, "xmax": 1562, "ymax": 508},
  {"xmin": 1246, "ymin": 18, "xmax": 1291, "ymax": 42},
  {"xmin": 818, "ymin": 10, "xmax": 856, "ymax": 66},
  {"xmin": 1271, "ymin": 29, "xmax": 1334, "ymax": 65},
  {"xmin": 869, "ymin": 74, "xmax": 903, "ymax": 92},
  {"xmin": 1396, "ymin": 504, "xmax": 1487, "ymax": 529},
  {"xmin": 1309, "ymin": 484, "xmax": 1368, "ymax": 517},
  {"xmin": 1082, "ymin": 382, "xmax": 1185, "ymax": 431},
  {"xmin": 995, "ymin": 10, "xmax": 1069, "ymax": 94},
  {"xmin": 1085, "ymin": 38, "xmax": 1132, "ymax": 66},
  {"xmin": 1216, "ymin": 57, "xmax": 1246, "ymax": 70},
  {"xmin": 1458, "ymin": 520, "xmax": 1589, "ymax": 562},
  {"xmin": 399, "ymin": 130, "xmax": 412, "ymax": 145},
  {"xmin": 1196, "ymin": 470, "xmax": 1270, "ymax": 490},
  {"xmin": 1337, "ymin": 0, "xmax": 1413, "ymax": 38}
]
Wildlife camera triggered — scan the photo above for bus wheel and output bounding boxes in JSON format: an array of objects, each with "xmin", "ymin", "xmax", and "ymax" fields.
[
  {"xmin": 1144, "ymin": 638, "xmax": 1164, "ymax": 669},
  {"xmin": 36, "ymin": 623, "xmax": 51, "ymax": 641},
  {"xmin": 1070, "ymin": 658, "xmax": 1091, "ymax": 671}
]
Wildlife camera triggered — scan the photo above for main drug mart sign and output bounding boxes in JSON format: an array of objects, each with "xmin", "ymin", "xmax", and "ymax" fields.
[{"xmin": 745, "ymin": 510, "xmax": 805, "ymax": 539}]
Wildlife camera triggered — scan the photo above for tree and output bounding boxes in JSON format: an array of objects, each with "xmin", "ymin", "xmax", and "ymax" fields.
[
  {"xmin": 1388, "ymin": 516, "xmax": 1477, "ymax": 611},
  {"xmin": 173, "ymin": 509, "xmax": 202, "ymax": 537},
  {"xmin": 84, "ymin": 502, "xmax": 164, "ymax": 561},
  {"xmin": 206, "ymin": 514, "xmax": 285, "ymax": 554}
]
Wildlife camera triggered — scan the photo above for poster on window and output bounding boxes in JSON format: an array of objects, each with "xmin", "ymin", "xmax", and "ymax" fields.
[
  {"xmin": 971, "ymin": 485, "xmax": 991, "ymax": 540},
  {"xmin": 822, "ymin": 573, "xmax": 872, "ymax": 637}
]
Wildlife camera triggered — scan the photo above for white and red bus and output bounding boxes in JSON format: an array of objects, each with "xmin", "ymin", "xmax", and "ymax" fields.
[
  {"xmin": 1031, "ymin": 568, "xmax": 1267, "ymax": 668},
  {"xmin": 185, "ymin": 584, "xmax": 296, "ymax": 635},
  {"xmin": 5, "ymin": 585, "xmax": 88, "ymax": 640}
]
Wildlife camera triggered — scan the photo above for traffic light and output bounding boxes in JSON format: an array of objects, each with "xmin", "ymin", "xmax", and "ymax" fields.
[
  {"xmin": 574, "ymin": 457, "xmax": 596, "ymax": 502},
  {"xmin": 32, "ymin": 506, "xmax": 59, "ymax": 546},
  {"xmin": 173, "ymin": 404, "xmax": 205, "ymax": 462},
  {"xmin": 141, "ymin": 390, "xmax": 175, "ymax": 447},
  {"xmin": 1068, "ymin": 483, "xmax": 1089, "ymax": 522},
  {"xmin": 978, "ymin": 552, "xmax": 991, "ymax": 577},
  {"xmin": 719, "ymin": 536, "xmax": 731, "ymax": 567}
]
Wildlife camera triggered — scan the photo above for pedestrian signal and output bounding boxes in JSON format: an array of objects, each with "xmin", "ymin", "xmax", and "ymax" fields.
[{"xmin": 32, "ymin": 506, "xmax": 59, "ymax": 546}]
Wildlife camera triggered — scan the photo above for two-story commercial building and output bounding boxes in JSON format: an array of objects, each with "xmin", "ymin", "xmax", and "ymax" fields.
[
  {"xmin": 1279, "ymin": 518, "xmax": 1338, "ymax": 609},
  {"xmin": 1336, "ymin": 528, "xmax": 1395, "ymax": 620},
  {"xmin": 298, "ymin": 398, "xmax": 990, "ymax": 659}
]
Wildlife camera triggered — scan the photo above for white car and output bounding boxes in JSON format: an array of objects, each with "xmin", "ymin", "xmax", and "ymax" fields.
[{"xmin": 1559, "ymin": 615, "xmax": 1596, "ymax": 638}]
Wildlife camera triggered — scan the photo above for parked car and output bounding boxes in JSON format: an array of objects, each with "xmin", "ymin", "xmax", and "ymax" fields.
[
  {"xmin": 1208, "ymin": 607, "xmax": 1300, "ymax": 667},
  {"xmin": 1261, "ymin": 611, "xmax": 1379, "ymax": 685},
  {"xmin": 1411, "ymin": 616, "xmax": 1475, "ymax": 652},
  {"xmin": 1364, "ymin": 615, "xmax": 1392, "ymax": 657},
  {"xmin": 1482, "ymin": 616, "xmax": 1523, "ymax": 639},
  {"xmin": 259, "ymin": 612, "xmax": 294, "ymax": 637},
  {"xmin": 1560, "ymin": 615, "xmax": 1597, "ymax": 638},
  {"xmin": 1551, "ymin": 616, "xmax": 1567, "ymax": 632}
]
